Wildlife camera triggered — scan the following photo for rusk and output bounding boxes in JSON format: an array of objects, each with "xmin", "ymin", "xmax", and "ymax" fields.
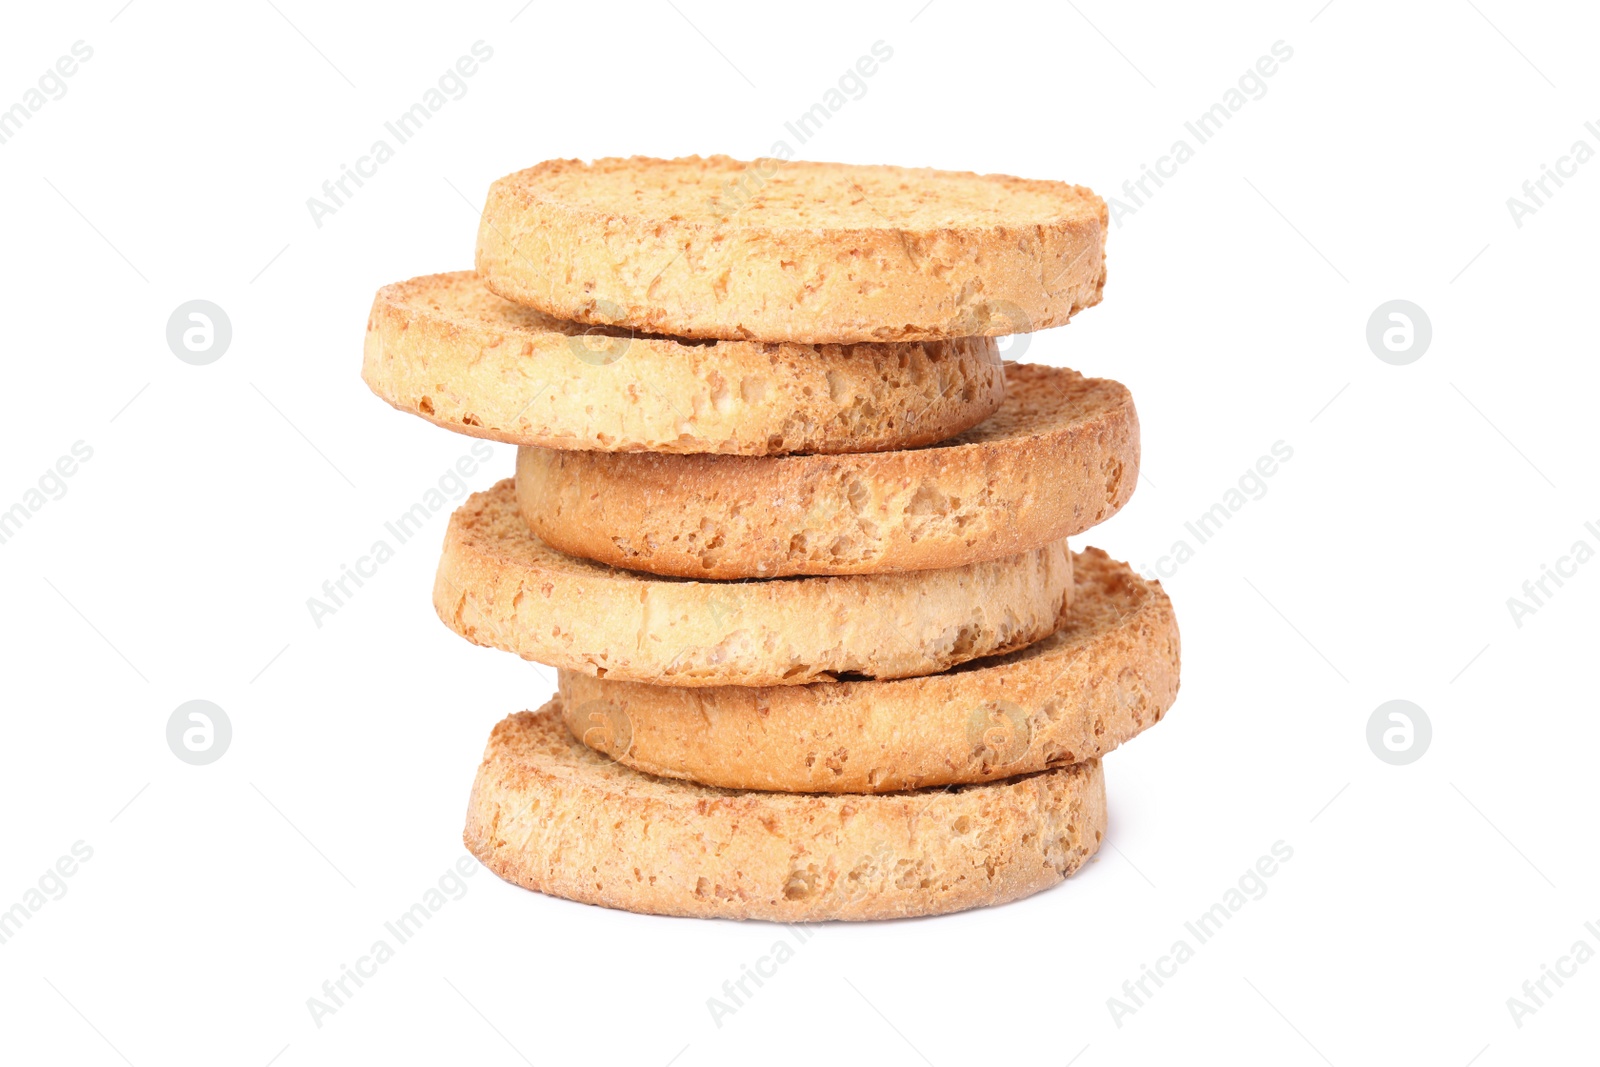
[
  {"xmin": 475, "ymin": 156, "xmax": 1107, "ymax": 344},
  {"xmin": 362, "ymin": 272, "xmax": 1005, "ymax": 454},
  {"xmin": 434, "ymin": 480, "xmax": 1073, "ymax": 686},
  {"xmin": 561, "ymin": 549, "xmax": 1178, "ymax": 792},
  {"xmin": 516, "ymin": 364, "xmax": 1136, "ymax": 578},
  {"xmin": 464, "ymin": 703, "xmax": 1106, "ymax": 920}
]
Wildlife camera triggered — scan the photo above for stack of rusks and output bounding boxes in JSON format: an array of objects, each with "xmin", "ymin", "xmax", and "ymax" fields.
[{"xmin": 362, "ymin": 156, "xmax": 1180, "ymax": 921}]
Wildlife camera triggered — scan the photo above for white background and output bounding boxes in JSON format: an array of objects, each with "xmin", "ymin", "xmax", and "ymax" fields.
[{"xmin": 2, "ymin": 1, "xmax": 1596, "ymax": 1063}]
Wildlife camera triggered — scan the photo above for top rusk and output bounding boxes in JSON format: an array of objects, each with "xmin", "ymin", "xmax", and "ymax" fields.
[{"xmin": 475, "ymin": 156, "xmax": 1108, "ymax": 345}]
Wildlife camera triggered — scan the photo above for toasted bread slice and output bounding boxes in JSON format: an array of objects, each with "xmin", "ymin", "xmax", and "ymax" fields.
[
  {"xmin": 434, "ymin": 480, "xmax": 1072, "ymax": 687},
  {"xmin": 464, "ymin": 703, "xmax": 1105, "ymax": 920},
  {"xmin": 475, "ymin": 156, "xmax": 1106, "ymax": 344},
  {"xmin": 517, "ymin": 364, "xmax": 1136, "ymax": 578},
  {"xmin": 362, "ymin": 272, "xmax": 1004, "ymax": 454},
  {"xmin": 560, "ymin": 549, "xmax": 1177, "ymax": 792}
]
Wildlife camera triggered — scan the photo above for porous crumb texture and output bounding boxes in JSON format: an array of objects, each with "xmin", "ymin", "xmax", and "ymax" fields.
[
  {"xmin": 464, "ymin": 704, "xmax": 1106, "ymax": 920},
  {"xmin": 517, "ymin": 364, "xmax": 1137, "ymax": 578},
  {"xmin": 475, "ymin": 156, "xmax": 1107, "ymax": 344},
  {"xmin": 434, "ymin": 480, "xmax": 1074, "ymax": 687},
  {"xmin": 559, "ymin": 548, "xmax": 1179, "ymax": 792},
  {"xmin": 361, "ymin": 272, "xmax": 1005, "ymax": 454}
]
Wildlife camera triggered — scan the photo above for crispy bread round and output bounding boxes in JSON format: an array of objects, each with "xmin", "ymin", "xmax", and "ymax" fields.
[
  {"xmin": 516, "ymin": 364, "xmax": 1136, "ymax": 578},
  {"xmin": 464, "ymin": 703, "xmax": 1106, "ymax": 920},
  {"xmin": 434, "ymin": 480, "xmax": 1073, "ymax": 687},
  {"xmin": 475, "ymin": 156, "xmax": 1107, "ymax": 344},
  {"xmin": 560, "ymin": 549, "xmax": 1178, "ymax": 792},
  {"xmin": 362, "ymin": 272, "xmax": 1004, "ymax": 455}
]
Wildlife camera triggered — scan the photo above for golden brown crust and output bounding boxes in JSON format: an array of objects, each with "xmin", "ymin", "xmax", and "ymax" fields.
[
  {"xmin": 434, "ymin": 480, "xmax": 1074, "ymax": 687},
  {"xmin": 361, "ymin": 272, "xmax": 1005, "ymax": 454},
  {"xmin": 463, "ymin": 703, "xmax": 1106, "ymax": 920},
  {"xmin": 559, "ymin": 548, "xmax": 1178, "ymax": 792},
  {"xmin": 516, "ymin": 364, "xmax": 1137, "ymax": 578},
  {"xmin": 475, "ymin": 156, "xmax": 1107, "ymax": 344}
]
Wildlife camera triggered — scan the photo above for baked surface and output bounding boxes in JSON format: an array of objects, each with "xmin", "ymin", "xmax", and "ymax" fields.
[
  {"xmin": 475, "ymin": 156, "xmax": 1107, "ymax": 344},
  {"xmin": 464, "ymin": 703, "xmax": 1106, "ymax": 920},
  {"xmin": 560, "ymin": 548, "xmax": 1177, "ymax": 791},
  {"xmin": 435, "ymin": 480, "xmax": 1074, "ymax": 687},
  {"xmin": 516, "ymin": 363, "xmax": 1136, "ymax": 578},
  {"xmin": 362, "ymin": 272, "xmax": 1004, "ymax": 454}
]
